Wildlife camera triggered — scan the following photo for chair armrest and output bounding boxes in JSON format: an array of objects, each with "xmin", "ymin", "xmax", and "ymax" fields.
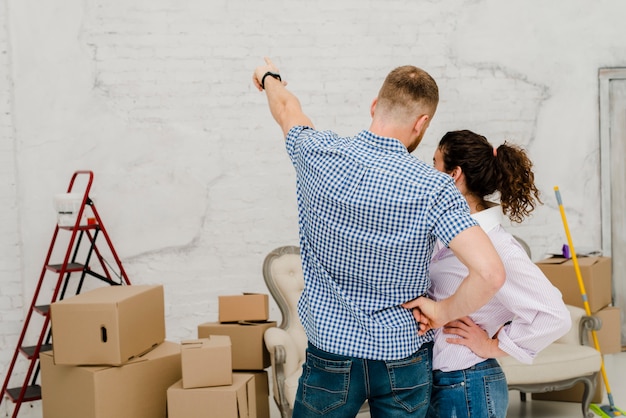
[
  {"xmin": 265, "ymin": 327, "xmax": 302, "ymax": 418},
  {"xmin": 271, "ymin": 344, "xmax": 291, "ymax": 418},
  {"xmin": 579, "ymin": 315, "xmax": 603, "ymax": 346},
  {"xmin": 556, "ymin": 305, "xmax": 587, "ymax": 345},
  {"xmin": 264, "ymin": 327, "xmax": 303, "ymax": 380}
]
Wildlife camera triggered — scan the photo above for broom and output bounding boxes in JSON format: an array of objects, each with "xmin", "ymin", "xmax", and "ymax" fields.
[{"xmin": 554, "ymin": 186, "xmax": 625, "ymax": 417}]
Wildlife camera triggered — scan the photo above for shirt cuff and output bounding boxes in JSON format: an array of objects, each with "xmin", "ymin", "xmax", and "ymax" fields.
[{"xmin": 497, "ymin": 326, "xmax": 535, "ymax": 364}]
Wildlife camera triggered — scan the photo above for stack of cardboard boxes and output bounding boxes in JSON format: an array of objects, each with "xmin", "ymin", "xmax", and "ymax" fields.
[
  {"xmin": 41, "ymin": 285, "xmax": 181, "ymax": 418},
  {"xmin": 191, "ymin": 293, "xmax": 277, "ymax": 418},
  {"xmin": 40, "ymin": 287, "xmax": 277, "ymax": 417},
  {"xmin": 533, "ymin": 255, "xmax": 621, "ymax": 403},
  {"xmin": 167, "ymin": 336, "xmax": 259, "ymax": 418}
]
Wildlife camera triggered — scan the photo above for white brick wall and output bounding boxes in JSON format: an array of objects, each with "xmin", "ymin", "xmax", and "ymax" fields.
[
  {"xmin": 0, "ymin": 0, "xmax": 19, "ymax": 362},
  {"xmin": 2, "ymin": 1, "xmax": 626, "ymax": 416},
  {"xmin": 0, "ymin": 0, "xmax": 27, "ymax": 415}
]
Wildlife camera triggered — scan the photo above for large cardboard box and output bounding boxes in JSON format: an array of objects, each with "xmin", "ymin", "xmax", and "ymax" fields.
[
  {"xmin": 589, "ymin": 306, "xmax": 622, "ymax": 355},
  {"xmin": 536, "ymin": 256, "xmax": 612, "ymax": 313},
  {"xmin": 532, "ymin": 372, "xmax": 603, "ymax": 404},
  {"xmin": 247, "ymin": 371, "xmax": 270, "ymax": 418},
  {"xmin": 51, "ymin": 284, "xmax": 165, "ymax": 365},
  {"xmin": 218, "ymin": 293, "xmax": 269, "ymax": 323},
  {"xmin": 198, "ymin": 321, "xmax": 276, "ymax": 370},
  {"xmin": 181, "ymin": 336, "xmax": 232, "ymax": 389},
  {"xmin": 167, "ymin": 373, "xmax": 257, "ymax": 418},
  {"xmin": 40, "ymin": 341, "xmax": 181, "ymax": 418}
]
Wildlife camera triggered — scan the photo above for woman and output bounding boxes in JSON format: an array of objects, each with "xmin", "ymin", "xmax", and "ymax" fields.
[{"xmin": 427, "ymin": 130, "xmax": 571, "ymax": 418}]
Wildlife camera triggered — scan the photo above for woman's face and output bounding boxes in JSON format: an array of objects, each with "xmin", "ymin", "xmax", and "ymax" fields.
[{"xmin": 433, "ymin": 148, "xmax": 446, "ymax": 173}]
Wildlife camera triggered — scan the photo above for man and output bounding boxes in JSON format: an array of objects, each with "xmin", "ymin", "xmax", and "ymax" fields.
[{"xmin": 253, "ymin": 57, "xmax": 505, "ymax": 418}]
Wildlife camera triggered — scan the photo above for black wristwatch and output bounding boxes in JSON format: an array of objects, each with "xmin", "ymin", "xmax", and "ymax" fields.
[{"xmin": 261, "ymin": 71, "xmax": 282, "ymax": 89}]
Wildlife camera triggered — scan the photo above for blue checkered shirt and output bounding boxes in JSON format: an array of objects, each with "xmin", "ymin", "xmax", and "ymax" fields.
[{"xmin": 286, "ymin": 126, "xmax": 477, "ymax": 360}]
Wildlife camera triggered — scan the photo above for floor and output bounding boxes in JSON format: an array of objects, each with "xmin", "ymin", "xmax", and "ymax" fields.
[{"xmin": 5, "ymin": 352, "xmax": 625, "ymax": 417}]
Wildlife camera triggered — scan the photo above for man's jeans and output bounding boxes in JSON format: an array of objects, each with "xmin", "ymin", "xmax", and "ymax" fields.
[
  {"xmin": 428, "ymin": 358, "xmax": 509, "ymax": 418},
  {"xmin": 292, "ymin": 342, "xmax": 433, "ymax": 418}
]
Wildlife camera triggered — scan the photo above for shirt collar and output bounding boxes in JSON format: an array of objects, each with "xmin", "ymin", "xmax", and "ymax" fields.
[
  {"xmin": 358, "ymin": 130, "xmax": 408, "ymax": 153},
  {"xmin": 471, "ymin": 205, "xmax": 503, "ymax": 233}
]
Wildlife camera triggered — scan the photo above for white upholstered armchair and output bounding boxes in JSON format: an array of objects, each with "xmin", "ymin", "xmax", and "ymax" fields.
[{"xmin": 262, "ymin": 245, "xmax": 307, "ymax": 418}]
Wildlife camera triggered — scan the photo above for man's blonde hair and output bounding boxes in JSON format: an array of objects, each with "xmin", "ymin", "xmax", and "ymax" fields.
[{"xmin": 377, "ymin": 65, "xmax": 439, "ymax": 117}]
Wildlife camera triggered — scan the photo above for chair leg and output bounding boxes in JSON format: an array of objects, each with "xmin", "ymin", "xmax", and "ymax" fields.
[{"xmin": 580, "ymin": 373, "xmax": 597, "ymax": 418}]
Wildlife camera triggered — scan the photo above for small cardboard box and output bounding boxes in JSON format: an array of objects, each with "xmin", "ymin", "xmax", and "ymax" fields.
[
  {"xmin": 51, "ymin": 285, "xmax": 165, "ymax": 366},
  {"xmin": 218, "ymin": 293, "xmax": 269, "ymax": 323},
  {"xmin": 589, "ymin": 306, "xmax": 622, "ymax": 355},
  {"xmin": 532, "ymin": 371, "xmax": 603, "ymax": 404},
  {"xmin": 167, "ymin": 373, "xmax": 257, "ymax": 418},
  {"xmin": 181, "ymin": 336, "xmax": 232, "ymax": 389},
  {"xmin": 247, "ymin": 371, "xmax": 270, "ymax": 418},
  {"xmin": 40, "ymin": 341, "xmax": 182, "ymax": 418},
  {"xmin": 198, "ymin": 321, "xmax": 276, "ymax": 370},
  {"xmin": 536, "ymin": 256, "xmax": 612, "ymax": 313}
]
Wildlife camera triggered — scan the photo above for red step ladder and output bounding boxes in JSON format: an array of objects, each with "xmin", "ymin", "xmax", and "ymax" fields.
[{"xmin": 1, "ymin": 170, "xmax": 131, "ymax": 417}]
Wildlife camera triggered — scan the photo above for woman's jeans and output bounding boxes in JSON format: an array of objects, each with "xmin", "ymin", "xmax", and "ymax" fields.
[
  {"xmin": 292, "ymin": 341, "xmax": 433, "ymax": 418},
  {"xmin": 428, "ymin": 358, "xmax": 509, "ymax": 418}
]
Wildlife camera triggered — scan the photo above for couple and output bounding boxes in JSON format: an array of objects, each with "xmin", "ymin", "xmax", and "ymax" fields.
[{"xmin": 253, "ymin": 58, "xmax": 570, "ymax": 418}]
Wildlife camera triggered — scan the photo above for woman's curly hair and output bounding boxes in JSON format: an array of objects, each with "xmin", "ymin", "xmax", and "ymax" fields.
[{"xmin": 437, "ymin": 130, "xmax": 542, "ymax": 223}]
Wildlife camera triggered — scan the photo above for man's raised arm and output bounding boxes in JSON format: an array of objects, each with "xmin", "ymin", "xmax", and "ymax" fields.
[{"xmin": 253, "ymin": 57, "xmax": 314, "ymax": 137}]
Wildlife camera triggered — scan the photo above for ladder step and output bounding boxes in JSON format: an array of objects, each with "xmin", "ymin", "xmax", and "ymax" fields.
[
  {"xmin": 6, "ymin": 385, "xmax": 42, "ymax": 402},
  {"xmin": 59, "ymin": 224, "xmax": 97, "ymax": 231},
  {"xmin": 20, "ymin": 344, "xmax": 52, "ymax": 359},
  {"xmin": 46, "ymin": 262, "xmax": 85, "ymax": 273},
  {"xmin": 34, "ymin": 304, "xmax": 50, "ymax": 315}
]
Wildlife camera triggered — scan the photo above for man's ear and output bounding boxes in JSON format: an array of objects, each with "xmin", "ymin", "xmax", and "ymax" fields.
[
  {"xmin": 413, "ymin": 114, "xmax": 430, "ymax": 136},
  {"xmin": 370, "ymin": 97, "xmax": 378, "ymax": 118}
]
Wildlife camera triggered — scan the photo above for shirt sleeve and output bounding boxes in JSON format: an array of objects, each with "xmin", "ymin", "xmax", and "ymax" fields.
[
  {"xmin": 285, "ymin": 125, "xmax": 310, "ymax": 165},
  {"xmin": 493, "ymin": 235, "xmax": 572, "ymax": 364},
  {"xmin": 429, "ymin": 180, "xmax": 478, "ymax": 246}
]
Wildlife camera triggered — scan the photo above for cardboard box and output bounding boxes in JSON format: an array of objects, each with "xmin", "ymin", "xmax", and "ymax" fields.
[
  {"xmin": 167, "ymin": 373, "xmax": 257, "ymax": 418},
  {"xmin": 51, "ymin": 284, "xmax": 165, "ymax": 366},
  {"xmin": 536, "ymin": 256, "xmax": 612, "ymax": 313},
  {"xmin": 532, "ymin": 372, "xmax": 603, "ymax": 404},
  {"xmin": 181, "ymin": 336, "xmax": 232, "ymax": 388},
  {"xmin": 40, "ymin": 341, "xmax": 182, "ymax": 418},
  {"xmin": 589, "ymin": 306, "xmax": 622, "ymax": 355},
  {"xmin": 198, "ymin": 321, "xmax": 276, "ymax": 370},
  {"xmin": 218, "ymin": 293, "xmax": 269, "ymax": 323},
  {"xmin": 247, "ymin": 371, "xmax": 270, "ymax": 418}
]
